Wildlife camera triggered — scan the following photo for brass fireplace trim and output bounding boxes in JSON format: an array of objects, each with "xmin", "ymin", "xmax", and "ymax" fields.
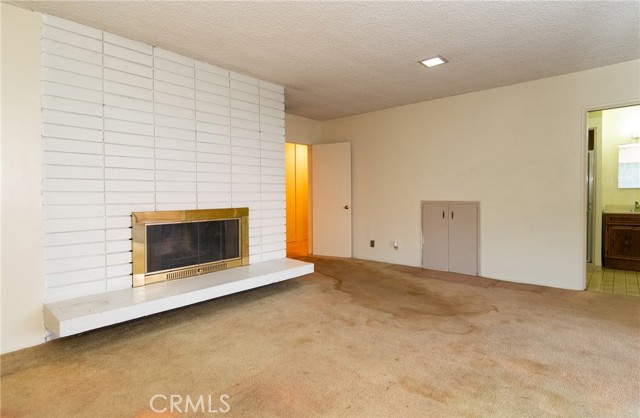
[{"xmin": 131, "ymin": 208, "xmax": 250, "ymax": 287}]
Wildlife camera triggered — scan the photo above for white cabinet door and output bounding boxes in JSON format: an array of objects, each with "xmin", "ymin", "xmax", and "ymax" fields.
[
  {"xmin": 448, "ymin": 203, "xmax": 478, "ymax": 275},
  {"xmin": 422, "ymin": 202, "xmax": 450, "ymax": 271},
  {"xmin": 422, "ymin": 201, "xmax": 478, "ymax": 275}
]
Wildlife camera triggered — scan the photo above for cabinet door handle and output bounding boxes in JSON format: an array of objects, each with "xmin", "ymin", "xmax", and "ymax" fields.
[
  {"xmin": 442, "ymin": 211, "xmax": 445, "ymax": 219},
  {"xmin": 451, "ymin": 211, "xmax": 454, "ymax": 219}
]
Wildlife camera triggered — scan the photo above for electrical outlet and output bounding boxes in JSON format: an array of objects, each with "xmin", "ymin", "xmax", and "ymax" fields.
[{"xmin": 370, "ymin": 240, "xmax": 375, "ymax": 248}]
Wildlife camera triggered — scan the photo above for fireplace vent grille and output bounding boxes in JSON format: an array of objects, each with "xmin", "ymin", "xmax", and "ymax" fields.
[{"xmin": 167, "ymin": 263, "xmax": 229, "ymax": 281}]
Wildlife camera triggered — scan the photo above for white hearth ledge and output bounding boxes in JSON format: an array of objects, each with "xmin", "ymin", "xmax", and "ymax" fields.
[{"xmin": 44, "ymin": 258, "xmax": 314, "ymax": 338}]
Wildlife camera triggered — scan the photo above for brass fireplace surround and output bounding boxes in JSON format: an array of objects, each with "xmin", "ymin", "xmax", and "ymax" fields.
[{"xmin": 131, "ymin": 208, "xmax": 249, "ymax": 287}]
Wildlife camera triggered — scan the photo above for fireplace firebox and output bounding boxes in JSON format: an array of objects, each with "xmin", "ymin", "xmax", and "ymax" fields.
[{"xmin": 131, "ymin": 208, "xmax": 249, "ymax": 287}]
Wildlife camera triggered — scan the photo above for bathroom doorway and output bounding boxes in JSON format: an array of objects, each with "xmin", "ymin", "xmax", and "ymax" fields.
[{"xmin": 285, "ymin": 143, "xmax": 310, "ymax": 257}]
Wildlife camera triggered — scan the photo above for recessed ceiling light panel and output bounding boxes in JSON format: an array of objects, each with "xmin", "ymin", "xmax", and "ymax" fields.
[{"xmin": 420, "ymin": 55, "xmax": 448, "ymax": 68}]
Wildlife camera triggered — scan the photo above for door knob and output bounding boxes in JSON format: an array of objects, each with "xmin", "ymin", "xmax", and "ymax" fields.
[{"xmin": 344, "ymin": 205, "xmax": 350, "ymax": 209}]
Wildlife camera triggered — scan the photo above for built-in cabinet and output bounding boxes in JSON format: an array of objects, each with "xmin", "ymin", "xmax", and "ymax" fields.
[
  {"xmin": 603, "ymin": 213, "xmax": 640, "ymax": 271},
  {"xmin": 421, "ymin": 201, "xmax": 479, "ymax": 275}
]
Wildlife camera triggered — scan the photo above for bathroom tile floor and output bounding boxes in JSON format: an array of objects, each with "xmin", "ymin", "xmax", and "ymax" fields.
[{"xmin": 587, "ymin": 266, "xmax": 640, "ymax": 296}]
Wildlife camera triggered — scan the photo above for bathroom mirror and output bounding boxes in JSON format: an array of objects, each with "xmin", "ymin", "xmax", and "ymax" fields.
[{"xmin": 618, "ymin": 143, "xmax": 640, "ymax": 188}]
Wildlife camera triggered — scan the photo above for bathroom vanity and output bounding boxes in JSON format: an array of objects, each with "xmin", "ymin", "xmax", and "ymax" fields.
[{"xmin": 603, "ymin": 210, "xmax": 640, "ymax": 271}]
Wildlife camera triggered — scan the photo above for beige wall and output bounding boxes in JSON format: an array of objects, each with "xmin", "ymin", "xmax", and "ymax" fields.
[
  {"xmin": 1, "ymin": 4, "xmax": 45, "ymax": 353},
  {"xmin": 285, "ymin": 113, "xmax": 322, "ymax": 144},
  {"xmin": 322, "ymin": 60, "xmax": 640, "ymax": 290},
  {"xmin": 601, "ymin": 106, "xmax": 640, "ymax": 206}
]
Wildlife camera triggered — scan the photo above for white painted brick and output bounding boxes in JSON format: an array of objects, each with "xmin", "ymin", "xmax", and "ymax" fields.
[
  {"xmin": 232, "ymin": 146, "xmax": 260, "ymax": 158},
  {"xmin": 262, "ymin": 210, "xmax": 286, "ymax": 221},
  {"xmin": 261, "ymin": 150, "xmax": 284, "ymax": 160},
  {"xmin": 261, "ymin": 241, "xmax": 286, "ymax": 252},
  {"xmin": 156, "ymin": 137, "xmax": 196, "ymax": 151},
  {"xmin": 107, "ymin": 276, "xmax": 132, "ymax": 290},
  {"xmin": 197, "ymin": 202, "xmax": 232, "ymax": 210},
  {"xmin": 105, "ymin": 68, "xmax": 153, "ymax": 90},
  {"xmin": 261, "ymin": 233, "xmax": 286, "ymax": 244},
  {"xmin": 46, "ymin": 267, "xmax": 105, "ymax": 288},
  {"xmin": 44, "ymin": 217, "xmax": 105, "ymax": 234},
  {"xmin": 261, "ymin": 175, "xmax": 286, "ymax": 184},
  {"xmin": 155, "ymin": 148, "xmax": 195, "ymax": 162},
  {"xmin": 106, "ymin": 216, "xmax": 131, "ymax": 229},
  {"xmin": 260, "ymin": 115, "xmax": 284, "ymax": 127},
  {"xmin": 231, "ymin": 164, "xmax": 260, "ymax": 175},
  {"xmin": 260, "ymin": 97, "xmax": 285, "ymax": 111},
  {"xmin": 154, "ymin": 57, "xmax": 194, "ymax": 78},
  {"xmin": 197, "ymin": 182, "xmax": 231, "ymax": 192},
  {"xmin": 259, "ymin": 88, "xmax": 284, "ymax": 102},
  {"xmin": 259, "ymin": 79, "xmax": 284, "ymax": 94},
  {"xmin": 155, "ymin": 170, "xmax": 196, "ymax": 182},
  {"xmin": 262, "ymin": 225, "xmax": 286, "ymax": 236},
  {"xmin": 43, "ymin": 137, "xmax": 103, "ymax": 154},
  {"xmin": 44, "ymin": 81, "xmax": 102, "ymax": 104},
  {"xmin": 231, "ymin": 118, "xmax": 259, "ymax": 131},
  {"xmin": 197, "ymin": 153, "xmax": 231, "ymax": 164},
  {"xmin": 230, "ymin": 79, "xmax": 259, "ymax": 95},
  {"xmin": 261, "ymin": 141, "xmax": 284, "ymax": 152},
  {"xmin": 261, "ymin": 250, "xmax": 286, "ymax": 261},
  {"xmin": 105, "ymin": 119, "xmax": 154, "ymax": 136},
  {"xmin": 44, "ymin": 205, "xmax": 105, "ymax": 220},
  {"xmin": 104, "ymin": 32, "xmax": 153, "ymax": 55},
  {"xmin": 104, "ymin": 43, "xmax": 153, "ymax": 66},
  {"xmin": 107, "ymin": 264, "xmax": 132, "ymax": 278},
  {"xmin": 197, "ymin": 132, "xmax": 230, "ymax": 145},
  {"xmin": 261, "ymin": 200, "xmax": 286, "ymax": 210},
  {"xmin": 232, "ymin": 137, "xmax": 260, "ymax": 149},
  {"xmin": 104, "ymin": 94, "xmax": 153, "ymax": 113},
  {"xmin": 232, "ymin": 156, "xmax": 260, "ymax": 166},
  {"xmin": 249, "ymin": 254, "xmax": 262, "ymax": 264},
  {"xmin": 155, "ymin": 103, "xmax": 195, "ymax": 119},
  {"xmin": 156, "ymin": 181, "xmax": 196, "ymax": 192},
  {"xmin": 232, "ymin": 192, "xmax": 261, "ymax": 202},
  {"xmin": 155, "ymin": 80, "xmax": 194, "ymax": 98},
  {"xmin": 155, "ymin": 68, "xmax": 194, "ymax": 89},
  {"xmin": 104, "ymin": 55, "xmax": 153, "ymax": 78},
  {"xmin": 105, "ymin": 180, "xmax": 154, "ymax": 192},
  {"xmin": 260, "ymin": 133, "xmax": 285, "ymax": 144},
  {"xmin": 44, "ymin": 178, "xmax": 104, "ymax": 192},
  {"xmin": 232, "ymin": 183, "xmax": 260, "ymax": 192},
  {"xmin": 197, "ymin": 172, "xmax": 231, "ymax": 184},
  {"xmin": 154, "ymin": 48, "xmax": 194, "ymax": 67},
  {"xmin": 231, "ymin": 127, "xmax": 260, "ymax": 140},
  {"xmin": 44, "ymin": 230, "xmax": 105, "ymax": 247},
  {"xmin": 43, "ymin": 124, "xmax": 103, "ymax": 143},
  {"xmin": 107, "ymin": 240, "xmax": 132, "ymax": 254},
  {"xmin": 230, "ymin": 99, "xmax": 259, "ymax": 113},
  {"xmin": 197, "ymin": 121, "xmax": 230, "ymax": 136},
  {"xmin": 106, "ymin": 228, "xmax": 133, "ymax": 241},
  {"xmin": 157, "ymin": 202, "xmax": 197, "ymax": 211},
  {"xmin": 45, "ymin": 165, "xmax": 103, "ymax": 179},
  {"xmin": 196, "ymin": 142, "xmax": 230, "ymax": 155},
  {"xmin": 156, "ymin": 192, "xmax": 196, "ymax": 203},
  {"xmin": 230, "ymin": 89, "xmax": 259, "ymax": 104},
  {"xmin": 155, "ymin": 91, "xmax": 196, "ymax": 109},
  {"xmin": 43, "ymin": 39, "xmax": 102, "ymax": 65},
  {"xmin": 44, "ymin": 192, "xmax": 104, "ymax": 206},
  {"xmin": 45, "ymin": 242, "xmax": 105, "ymax": 260},
  {"xmin": 261, "ymin": 158, "xmax": 285, "ymax": 168},
  {"xmin": 261, "ymin": 192, "xmax": 286, "ymax": 202},
  {"xmin": 105, "ymin": 168, "xmax": 154, "ymax": 181},
  {"xmin": 106, "ymin": 192, "xmax": 155, "ymax": 204},
  {"xmin": 196, "ymin": 111, "xmax": 230, "ymax": 126},
  {"xmin": 155, "ymin": 159, "xmax": 196, "ymax": 172},
  {"xmin": 42, "ymin": 53, "xmax": 102, "ymax": 78},
  {"xmin": 105, "ymin": 106, "xmax": 154, "ymax": 125},
  {"xmin": 43, "ymin": 96, "xmax": 102, "ymax": 117},
  {"xmin": 43, "ymin": 109, "xmax": 102, "ymax": 130},
  {"xmin": 196, "ymin": 71, "xmax": 229, "ymax": 88},
  {"xmin": 104, "ymin": 80, "xmax": 153, "ymax": 101},
  {"xmin": 261, "ymin": 124, "xmax": 285, "ymax": 135},
  {"xmin": 155, "ymin": 114, "xmax": 195, "ymax": 130},
  {"xmin": 105, "ymin": 143, "xmax": 154, "ymax": 158},
  {"xmin": 260, "ymin": 106, "xmax": 284, "ymax": 119},
  {"xmin": 261, "ymin": 183, "xmax": 285, "ymax": 193},
  {"xmin": 107, "ymin": 252, "xmax": 131, "ymax": 266},
  {"xmin": 195, "ymin": 61, "xmax": 228, "ymax": 77},
  {"xmin": 46, "ymin": 280, "xmax": 106, "ymax": 303},
  {"xmin": 232, "ymin": 174, "xmax": 261, "ymax": 184},
  {"xmin": 196, "ymin": 90, "xmax": 229, "ymax": 106},
  {"xmin": 156, "ymin": 126, "xmax": 196, "ymax": 141},
  {"xmin": 198, "ymin": 192, "xmax": 232, "ymax": 202},
  {"xmin": 262, "ymin": 167, "xmax": 285, "ymax": 176},
  {"xmin": 105, "ymin": 155, "xmax": 155, "ymax": 170},
  {"xmin": 44, "ymin": 14, "xmax": 101, "ymax": 38},
  {"xmin": 230, "ymin": 108, "xmax": 259, "ymax": 122},
  {"xmin": 44, "ymin": 151, "xmax": 103, "ymax": 167},
  {"xmin": 230, "ymin": 72, "xmax": 259, "ymax": 86},
  {"xmin": 196, "ymin": 100, "xmax": 230, "ymax": 116},
  {"xmin": 106, "ymin": 204, "xmax": 154, "ymax": 216},
  {"xmin": 42, "ymin": 25, "xmax": 102, "ymax": 52},
  {"xmin": 105, "ymin": 131, "xmax": 154, "ymax": 148},
  {"xmin": 44, "ymin": 67, "xmax": 102, "ymax": 91}
]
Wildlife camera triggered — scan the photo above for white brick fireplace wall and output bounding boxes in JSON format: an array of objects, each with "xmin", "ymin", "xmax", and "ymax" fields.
[{"xmin": 41, "ymin": 15, "xmax": 286, "ymax": 302}]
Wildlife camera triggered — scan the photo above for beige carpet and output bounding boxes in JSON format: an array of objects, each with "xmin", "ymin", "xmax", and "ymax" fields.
[{"xmin": 1, "ymin": 256, "xmax": 639, "ymax": 417}]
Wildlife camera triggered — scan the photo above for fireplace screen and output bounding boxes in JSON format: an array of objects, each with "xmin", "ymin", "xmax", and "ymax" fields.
[{"xmin": 132, "ymin": 208, "xmax": 249, "ymax": 287}]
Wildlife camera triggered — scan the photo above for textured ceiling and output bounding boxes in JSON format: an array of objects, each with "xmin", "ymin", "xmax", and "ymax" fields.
[{"xmin": 9, "ymin": 1, "xmax": 640, "ymax": 121}]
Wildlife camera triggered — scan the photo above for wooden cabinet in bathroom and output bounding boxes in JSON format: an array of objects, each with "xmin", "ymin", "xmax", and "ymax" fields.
[{"xmin": 603, "ymin": 213, "xmax": 640, "ymax": 271}]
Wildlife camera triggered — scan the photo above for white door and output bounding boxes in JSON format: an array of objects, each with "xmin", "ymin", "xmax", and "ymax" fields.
[
  {"xmin": 311, "ymin": 142, "xmax": 352, "ymax": 257},
  {"xmin": 448, "ymin": 203, "xmax": 478, "ymax": 275},
  {"xmin": 422, "ymin": 202, "xmax": 449, "ymax": 271}
]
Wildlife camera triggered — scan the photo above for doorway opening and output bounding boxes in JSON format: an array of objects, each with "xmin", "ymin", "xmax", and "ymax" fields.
[
  {"xmin": 585, "ymin": 104, "xmax": 640, "ymax": 296},
  {"xmin": 285, "ymin": 143, "xmax": 310, "ymax": 258}
]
